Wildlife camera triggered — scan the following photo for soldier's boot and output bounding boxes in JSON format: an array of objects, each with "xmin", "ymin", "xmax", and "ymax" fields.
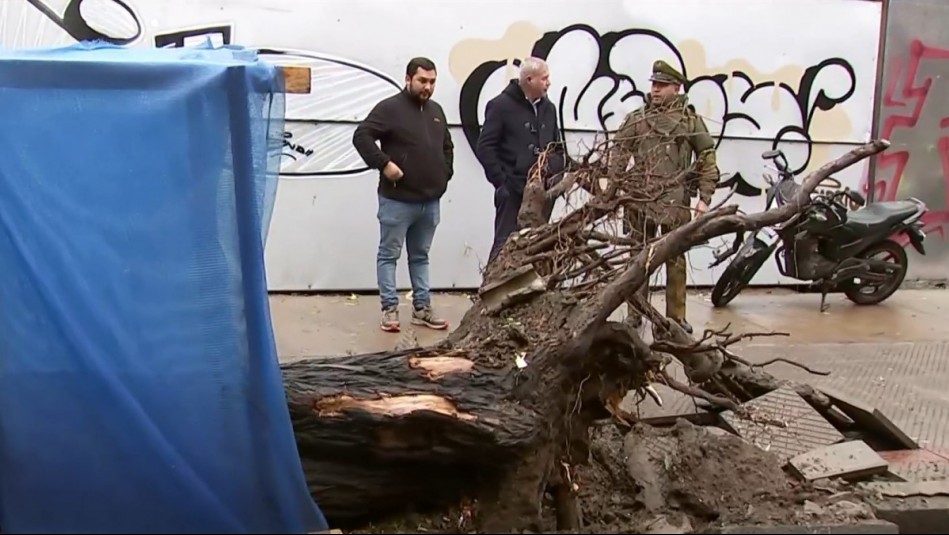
[
  {"xmin": 624, "ymin": 282, "xmax": 650, "ymax": 332},
  {"xmin": 624, "ymin": 302, "xmax": 643, "ymax": 330},
  {"xmin": 666, "ymin": 254, "xmax": 692, "ymax": 334}
]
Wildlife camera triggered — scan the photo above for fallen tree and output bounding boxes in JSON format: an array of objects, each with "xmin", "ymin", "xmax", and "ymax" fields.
[{"xmin": 281, "ymin": 135, "xmax": 890, "ymax": 533}]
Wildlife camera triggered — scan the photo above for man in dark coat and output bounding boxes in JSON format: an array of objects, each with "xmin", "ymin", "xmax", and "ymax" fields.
[{"xmin": 475, "ymin": 57, "xmax": 566, "ymax": 263}]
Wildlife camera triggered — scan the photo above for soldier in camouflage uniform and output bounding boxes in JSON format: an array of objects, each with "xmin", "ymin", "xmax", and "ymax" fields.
[{"xmin": 609, "ymin": 60, "xmax": 720, "ymax": 334}]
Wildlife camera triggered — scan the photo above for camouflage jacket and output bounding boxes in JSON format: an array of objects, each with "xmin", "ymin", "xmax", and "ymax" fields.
[{"xmin": 609, "ymin": 94, "xmax": 719, "ymax": 210}]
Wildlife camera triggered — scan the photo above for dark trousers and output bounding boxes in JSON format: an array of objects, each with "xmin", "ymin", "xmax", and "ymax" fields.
[
  {"xmin": 623, "ymin": 204, "xmax": 691, "ymax": 323},
  {"xmin": 488, "ymin": 187, "xmax": 520, "ymax": 263},
  {"xmin": 488, "ymin": 186, "xmax": 555, "ymax": 263}
]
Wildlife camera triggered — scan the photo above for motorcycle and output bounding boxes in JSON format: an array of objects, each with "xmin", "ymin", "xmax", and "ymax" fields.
[{"xmin": 708, "ymin": 148, "xmax": 928, "ymax": 311}]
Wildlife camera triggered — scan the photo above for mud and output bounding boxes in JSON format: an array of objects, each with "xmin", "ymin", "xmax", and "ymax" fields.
[
  {"xmin": 443, "ymin": 291, "xmax": 581, "ymax": 368},
  {"xmin": 348, "ymin": 419, "xmax": 879, "ymax": 534}
]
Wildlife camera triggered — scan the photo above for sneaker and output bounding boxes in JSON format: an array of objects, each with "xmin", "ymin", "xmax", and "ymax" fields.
[
  {"xmin": 411, "ymin": 305, "xmax": 449, "ymax": 330},
  {"xmin": 380, "ymin": 306, "xmax": 400, "ymax": 333}
]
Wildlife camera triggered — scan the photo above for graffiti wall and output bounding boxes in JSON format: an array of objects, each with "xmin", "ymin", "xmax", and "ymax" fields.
[
  {"xmin": 3, "ymin": 0, "xmax": 884, "ymax": 291},
  {"xmin": 870, "ymin": 0, "xmax": 949, "ymax": 282}
]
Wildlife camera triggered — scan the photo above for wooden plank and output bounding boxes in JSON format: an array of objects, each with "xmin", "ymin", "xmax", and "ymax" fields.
[
  {"xmin": 281, "ymin": 66, "xmax": 311, "ymax": 94},
  {"xmin": 788, "ymin": 440, "xmax": 888, "ymax": 481}
]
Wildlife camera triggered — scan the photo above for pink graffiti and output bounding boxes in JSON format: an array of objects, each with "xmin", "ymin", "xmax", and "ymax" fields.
[{"xmin": 871, "ymin": 38, "xmax": 949, "ymax": 245}]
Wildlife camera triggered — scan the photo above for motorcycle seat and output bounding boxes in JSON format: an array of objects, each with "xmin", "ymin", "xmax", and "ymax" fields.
[{"xmin": 845, "ymin": 200, "xmax": 920, "ymax": 230}]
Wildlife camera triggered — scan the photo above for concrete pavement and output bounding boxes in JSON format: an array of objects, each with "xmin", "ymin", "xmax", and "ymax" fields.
[{"xmin": 269, "ymin": 288, "xmax": 949, "ymax": 359}]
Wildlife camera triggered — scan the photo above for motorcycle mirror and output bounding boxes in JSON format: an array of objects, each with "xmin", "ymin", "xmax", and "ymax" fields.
[
  {"xmin": 847, "ymin": 189, "xmax": 867, "ymax": 207},
  {"xmin": 778, "ymin": 153, "xmax": 790, "ymax": 172}
]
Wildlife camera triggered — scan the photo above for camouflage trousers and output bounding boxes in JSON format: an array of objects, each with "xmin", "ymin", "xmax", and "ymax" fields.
[{"xmin": 622, "ymin": 204, "xmax": 691, "ymax": 323}]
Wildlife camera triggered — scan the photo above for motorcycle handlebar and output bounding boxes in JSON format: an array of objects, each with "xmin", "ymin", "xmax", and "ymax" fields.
[{"xmin": 816, "ymin": 188, "xmax": 865, "ymax": 208}]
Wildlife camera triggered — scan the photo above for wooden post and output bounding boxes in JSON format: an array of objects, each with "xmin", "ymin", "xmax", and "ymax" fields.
[{"xmin": 280, "ymin": 66, "xmax": 311, "ymax": 94}]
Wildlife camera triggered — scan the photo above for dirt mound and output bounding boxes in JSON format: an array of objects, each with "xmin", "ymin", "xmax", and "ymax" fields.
[
  {"xmin": 350, "ymin": 419, "xmax": 878, "ymax": 534},
  {"xmin": 578, "ymin": 420, "xmax": 877, "ymax": 533}
]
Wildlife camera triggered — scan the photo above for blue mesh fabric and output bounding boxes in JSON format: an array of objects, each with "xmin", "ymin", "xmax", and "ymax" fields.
[{"xmin": 0, "ymin": 42, "xmax": 327, "ymax": 534}]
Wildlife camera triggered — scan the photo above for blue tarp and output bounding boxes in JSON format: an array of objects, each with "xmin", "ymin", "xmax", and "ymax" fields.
[{"xmin": 0, "ymin": 42, "xmax": 328, "ymax": 534}]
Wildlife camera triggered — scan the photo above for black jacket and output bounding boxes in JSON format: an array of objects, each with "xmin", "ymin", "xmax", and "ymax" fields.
[
  {"xmin": 353, "ymin": 89, "xmax": 454, "ymax": 203},
  {"xmin": 475, "ymin": 79, "xmax": 566, "ymax": 197}
]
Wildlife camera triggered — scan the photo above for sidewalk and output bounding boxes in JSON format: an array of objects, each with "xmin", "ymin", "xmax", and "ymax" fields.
[{"xmin": 269, "ymin": 288, "xmax": 949, "ymax": 359}]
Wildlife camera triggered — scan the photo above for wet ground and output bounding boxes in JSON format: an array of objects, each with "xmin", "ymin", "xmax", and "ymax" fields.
[
  {"xmin": 270, "ymin": 287, "xmax": 949, "ymax": 450},
  {"xmin": 270, "ymin": 287, "xmax": 949, "ymax": 359}
]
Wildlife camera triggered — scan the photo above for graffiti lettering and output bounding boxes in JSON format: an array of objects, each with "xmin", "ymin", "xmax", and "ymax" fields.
[
  {"xmin": 874, "ymin": 38, "xmax": 949, "ymax": 244},
  {"xmin": 459, "ymin": 24, "xmax": 857, "ymax": 197},
  {"xmin": 282, "ymin": 131, "xmax": 315, "ymax": 161},
  {"xmin": 24, "ymin": 0, "xmax": 142, "ymax": 45}
]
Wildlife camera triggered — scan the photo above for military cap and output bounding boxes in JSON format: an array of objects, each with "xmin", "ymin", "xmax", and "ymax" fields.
[{"xmin": 649, "ymin": 60, "xmax": 687, "ymax": 85}]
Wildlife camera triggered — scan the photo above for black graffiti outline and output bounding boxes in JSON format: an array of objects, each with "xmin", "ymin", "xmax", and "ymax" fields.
[
  {"xmin": 24, "ymin": 0, "xmax": 142, "ymax": 45},
  {"xmin": 459, "ymin": 24, "xmax": 857, "ymax": 197},
  {"xmin": 256, "ymin": 48, "xmax": 403, "ymax": 177}
]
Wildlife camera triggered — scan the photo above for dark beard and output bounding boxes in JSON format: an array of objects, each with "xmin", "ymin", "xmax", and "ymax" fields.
[{"xmin": 407, "ymin": 87, "xmax": 430, "ymax": 103}]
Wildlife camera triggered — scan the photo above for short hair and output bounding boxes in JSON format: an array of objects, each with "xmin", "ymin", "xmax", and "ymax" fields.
[
  {"xmin": 518, "ymin": 57, "xmax": 548, "ymax": 83},
  {"xmin": 406, "ymin": 57, "xmax": 437, "ymax": 78}
]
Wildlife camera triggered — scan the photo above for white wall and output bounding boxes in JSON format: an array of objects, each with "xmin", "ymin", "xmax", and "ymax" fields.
[{"xmin": 4, "ymin": 0, "xmax": 883, "ymax": 291}]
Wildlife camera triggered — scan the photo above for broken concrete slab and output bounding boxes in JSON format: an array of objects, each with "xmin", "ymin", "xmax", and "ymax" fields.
[
  {"xmin": 870, "ymin": 495, "xmax": 949, "ymax": 534},
  {"xmin": 880, "ymin": 449, "xmax": 949, "ymax": 482},
  {"xmin": 720, "ymin": 387, "xmax": 844, "ymax": 463},
  {"xmin": 821, "ymin": 385, "xmax": 919, "ymax": 450},
  {"xmin": 622, "ymin": 360, "xmax": 716, "ymax": 425},
  {"xmin": 477, "ymin": 265, "xmax": 544, "ymax": 314},
  {"xmin": 788, "ymin": 440, "xmax": 888, "ymax": 481},
  {"xmin": 861, "ymin": 480, "xmax": 949, "ymax": 497},
  {"xmin": 708, "ymin": 520, "xmax": 899, "ymax": 534}
]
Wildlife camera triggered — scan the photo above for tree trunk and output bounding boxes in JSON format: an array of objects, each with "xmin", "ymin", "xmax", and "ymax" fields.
[{"xmin": 283, "ymin": 316, "xmax": 659, "ymax": 531}]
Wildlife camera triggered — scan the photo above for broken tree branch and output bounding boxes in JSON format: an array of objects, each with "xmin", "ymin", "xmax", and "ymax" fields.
[{"xmin": 570, "ymin": 139, "xmax": 890, "ymax": 359}]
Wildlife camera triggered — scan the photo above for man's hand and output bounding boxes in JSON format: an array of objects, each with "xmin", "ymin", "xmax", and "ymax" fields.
[
  {"xmin": 383, "ymin": 161, "xmax": 404, "ymax": 181},
  {"xmin": 695, "ymin": 199, "xmax": 709, "ymax": 215}
]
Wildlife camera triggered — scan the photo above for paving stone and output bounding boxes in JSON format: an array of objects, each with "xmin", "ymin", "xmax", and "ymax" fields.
[
  {"xmin": 880, "ymin": 449, "xmax": 949, "ymax": 482},
  {"xmin": 821, "ymin": 385, "xmax": 919, "ymax": 449},
  {"xmin": 621, "ymin": 360, "xmax": 713, "ymax": 425},
  {"xmin": 710, "ymin": 520, "xmax": 899, "ymax": 534},
  {"xmin": 737, "ymin": 341, "xmax": 949, "ymax": 449},
  {"xmin": 871, "ymin": 495, "xmax": 949, "ymax": 534},
  {"xmin": 720, "ymin": 387, "xmax": 844, "ymax": 463},
  {"xmin": 788, "ymin": 440, "xmax": 888, "ymax": 481},
  {"xmin": 861, "ymin": 480, "xmax": 949, "ymax": 497}
]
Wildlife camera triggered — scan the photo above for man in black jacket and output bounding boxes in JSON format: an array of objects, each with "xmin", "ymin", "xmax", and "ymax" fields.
[
  {"xmin": 352, "ymin": 57, "xmax": 454, "ymax": 333},
  {"xmin": 476, "ymin": 57, "xmax": 566, "ymax": 263}
]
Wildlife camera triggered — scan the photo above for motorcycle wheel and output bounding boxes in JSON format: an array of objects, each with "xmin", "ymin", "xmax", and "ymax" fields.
[
  {"xmin": 710, "ymin": 238, "xmax": 771, "ymax": 308},
  {"xmin": 842, "ymin": 239, "xmax": 908, "ymax": 306}
]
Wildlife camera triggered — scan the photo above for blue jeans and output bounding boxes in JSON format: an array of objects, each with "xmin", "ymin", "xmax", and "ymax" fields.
[{"xmin": 376, "ymin": 194, "xmax": 440, "ymax": 310}]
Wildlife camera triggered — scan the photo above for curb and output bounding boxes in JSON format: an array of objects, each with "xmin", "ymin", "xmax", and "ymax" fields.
[{"xmin": 709, "ymin": 521, "xmax": 899, "ymax": 534}]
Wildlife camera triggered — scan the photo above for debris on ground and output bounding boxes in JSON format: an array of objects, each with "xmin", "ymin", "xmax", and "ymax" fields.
[{"xmin": 337, "ymin": 377, "xmax": 948, "ymax": 534}]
